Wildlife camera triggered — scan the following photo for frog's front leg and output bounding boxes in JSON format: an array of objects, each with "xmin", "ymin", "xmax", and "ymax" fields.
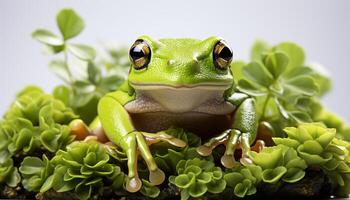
[
  {"xmin": 98, "ymin": 91, "xmax": 186, "ymax": 192},
  {"xmin": 197, "ymin": 93, "xmax": 262, "ymax": 168}
]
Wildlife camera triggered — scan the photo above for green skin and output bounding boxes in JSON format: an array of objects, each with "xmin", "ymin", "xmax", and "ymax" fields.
[{"xmin": 95, "ymin": 35, "xmax": 258, "ymax": 192}]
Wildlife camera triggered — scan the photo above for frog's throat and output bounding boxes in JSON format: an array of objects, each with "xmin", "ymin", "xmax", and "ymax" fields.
[{"xmin": 126, "ymin": 83, "xmax": 234, "ymax": 114}]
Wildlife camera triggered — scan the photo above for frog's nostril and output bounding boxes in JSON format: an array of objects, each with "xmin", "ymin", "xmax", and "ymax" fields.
[{"xmin": 167, "ymin": 59, "xmax": 175, "ymax": 66}]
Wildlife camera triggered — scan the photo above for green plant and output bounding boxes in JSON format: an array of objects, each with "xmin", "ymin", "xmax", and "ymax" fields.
[
  {"xmin": 234, "ymin": 40, "xmax": 335, "ymax": 138},
  {"xmin": 1, "ymin": 86, "xmax": 76, "ymax": 155},
  {"xmin": 19, "ymin": 155, "xmax": 53, "ymax": 191},
  {"xmin": 249, "ymin": 145, "xmax": 307, "ymax": 184},
  {"xmin": 273, "ymin": 123, "xmax": 350, "ymax": 196},
  {"xmin": 169, "ymin": 158, "xmax": 226, "ymax": 200},
  {"xmin": 224, "ymin": 165, "xmax": 262, "ymax": 198},
  {"xmin": 1, "ymin": 7, "xmax": 350, "ymax": 200},
  {"xmin": 40, "ymin": 140, "xmax": 121, "ymax": 200},
  {"xmin": 32, "ymin": 9, "xmax": 128, "ymax": 123}
]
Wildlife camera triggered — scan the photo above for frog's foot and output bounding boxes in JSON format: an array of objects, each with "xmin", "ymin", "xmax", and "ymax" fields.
[
  {"xmin": 69, "ymin": 119, "xmax": 108, "ymax": 143},
  {"xmin": 69, "ymin": 119, "xmax": 90, "ymax": 140},
  {"xmin": 124, "ymin": 131, "xmax": 187, "ymax": 193},
  {"xmin": 197, "ymin": 129, "xmax": 256, "ymax": 168}
]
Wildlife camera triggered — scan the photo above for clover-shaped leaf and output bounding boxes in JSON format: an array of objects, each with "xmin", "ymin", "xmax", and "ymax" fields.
[
  {"xmin": 56, "ymin": 8, "xmax": 85, "ymax": 40},
  {"xmin": 32, "ymin": 29, "xmax": 63, "ymax": 46}
]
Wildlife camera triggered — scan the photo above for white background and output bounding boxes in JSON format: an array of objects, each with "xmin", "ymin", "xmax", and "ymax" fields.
[{"xmin": 0, "ymin": 0, "xmax": 349, "ymax": 121}]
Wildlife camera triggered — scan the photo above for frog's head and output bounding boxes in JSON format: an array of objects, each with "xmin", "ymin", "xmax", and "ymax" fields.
[
  {"xmin": 127, "ymin": 35, "xmax": 234, "ymax": 113},
  {"xmin": 128, "ymin": 35, "xmax": 233, "ymax": 88}
]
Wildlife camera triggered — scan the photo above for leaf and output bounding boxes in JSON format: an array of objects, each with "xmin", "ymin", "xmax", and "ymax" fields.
[
  {"xmin": 56, "ymin": 8, "xmax": 85, "ymax": 40},
  {"xmin": 184, "ymin": 166, "xmax": 202, "ymax": 176},
  {"xmin": 53, "ymin": 85, "xmax": 71, "ymax": 106},
  {"xmin": 285, "ymin": 76, "xmax": 318, "ymax": 96},
  {"xmin": 6, "ymin": 167, "xmax": 21, "ymax": 187},
  {"xmin": 74, "ymin": 81, "xmax": 96, "ymax": 94},
  {"xmin": 197, "ymin": 172, "xmax": 212, "ymax": 184},
  {"xmin": 234, "ymin": 179, "xmax": 251, "ymax": 198},
  {"xmin": 282, "ymin": 168, "xmax": 305, "ymax": 183},
  {"xmin": 289, "ymin": 111, "xmax": 312, "ymax": 123},
  {"xmin": 300, "ymin": 140, "xmax": 324, "ymax": 155},
  {"xmin": 140, "ymin": 180, "xmax": 160, "ymax": 198},
  {"xmin": 263, "ymin": 52, "xmax": 289, "ymax": 78},
  {"xmin": 19, "ymin": 157, "xmax": 44, "ymax": 175},
  {"xmin": 100, "ymin": 75, "xmax": 125, "ymax": 91},
  {"xmin": 175, "ymin": 174, "xmax": 195, "ymax": 189},
  {"xmin": 32, "ymin": 29, "xmax": 63, "ymax": 46},
  {"xmin": 237, "ymin": 79, "xmax": 268, "ymax": 96},
  {"xmin": 273, "ymin": 42, "xmax": 305, "ymax": 73},
  {"xmin": 68, "ymin": 44, "xmax": 96, "ymax": 61},
  {"xmin": 250, "ymin": 40, "xmax": 270, "ymax": 62},
  {"xmin": 40, "ymin": 175, "xmax": 54, "ymax": 192},
  {"xmin": 188, "ymin": 182, "xmax": 207, "ymax": 198},
  {"xmin": 307, "ymin": 63, "xmax": 332, "ymax": 96},
  {"xmin": 243, "ymin": 62, "xmax": 274, "ymax": 87},
  {"xmin": 87, "ymin": 62, "xmax": 101, "ymax": 84},
  {"xmin": 230, "ymin": 60, "xmax": 246, "ymax": 83},
  {"xmin": 42, "ymin": 44, "xmax": 64, "ymax": 54},
  {"xmin": 206, "ymin": 179, "xmax": 226, "ymax": 194},
  {"xmin": 49, "ymin": 60, "xmax": 70, "ymax": 83},
  {"xmin": 262, "ymin": 166, "xmax": 287, "ymax": 184}
]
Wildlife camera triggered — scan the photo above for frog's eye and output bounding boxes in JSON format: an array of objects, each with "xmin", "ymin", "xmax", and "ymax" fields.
[
  {"xmin": 129, "ymin": 39, "xmax": 151, "ymax": 70},
  {"xmin": 213, "ymin": 40, "xmax": 233, "ymax": 70}
]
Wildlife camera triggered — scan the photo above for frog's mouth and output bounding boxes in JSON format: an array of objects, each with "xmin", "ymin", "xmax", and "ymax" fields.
[
  {"xmin": 127, "ymin": 83, "xmax": 233, "ymax": 114},
  {"xmin": 130, "ymin": 82, "xmax": 232, "ymax": 90}
]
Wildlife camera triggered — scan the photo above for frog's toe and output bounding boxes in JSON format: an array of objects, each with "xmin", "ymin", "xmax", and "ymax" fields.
[
  {"xmin": 240, "ymin": 157, "xmax": 253, "ymax": 166},
  {"xmin": 196, "ymin": 145, "xmax": 213, "ymax": 156},
  {"xmin": 166, "ymin": 137, "xmax": 187, "ymax": 148},
  {"xmin": 143, "ymin": 131, "xmax": 187, "ymax": 148},
  {"xmin": 221, "ymin": 154, "xmax": 239, "ymax": 168},
  {"xmin": 149, "ymin": 168, "xmax": 165, "ymax": 185},
  {"xmin": 69, "ymin": 119, "xmax": 90, "ymax": 140},
  {"xmin": 126, "ymin": 176, "xmax": 142, "ymax": 193}
]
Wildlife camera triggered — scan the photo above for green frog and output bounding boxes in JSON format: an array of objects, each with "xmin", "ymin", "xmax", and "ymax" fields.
[{"xmin": 70, "ymin": 35, "xmax": 259, "ymax": 192}]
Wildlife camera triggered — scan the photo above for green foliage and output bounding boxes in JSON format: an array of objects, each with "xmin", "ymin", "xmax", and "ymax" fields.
[
  {"xmin": 1, "ymin": 7, "xmax": 348, "ymax": 200},
  {"xmin": 32, "ymin": 8, "xmax": 129, "ymax": 124},
  {"xmin": 273, "ymin": 123, "xmax": 350, "ymax": 196},
  {"xmin": 0, "ymin": 157, "xmax": 20, "ymax": 188},
  {"xmin": 238, "ymin": 42, "xmax": 318, "ymax": 125},
  {"xmin": 1, "ymin": 86, "xmax": 76, "ymax": 155},
  {"xmin": 234, "ymin": 40, "xmax": 334, "ymax": 139},
  {"xmin": 19, "ymin": 155, "xmax": 53, "ymax": 191},
  {"xmin": 249, "ymin": 145, "xmax": 307, "ymax": 184},
  {"xmin": 169, "ymin": 158, "xmax": 226, "ymax": 200},
  {"xmin": 224, "ymin": 165, "xmax": 262, "ymax": 198},
  {"xmin": 40, "ymin": 141, "xmax": 122, "ymax": 200},
  {"xmin": 0, "ymin": 86, "xmax": 76, "ymax": 188},
  {"xmin": 140, "ymin": 179, "xmax": 160, "ymax": 198}
]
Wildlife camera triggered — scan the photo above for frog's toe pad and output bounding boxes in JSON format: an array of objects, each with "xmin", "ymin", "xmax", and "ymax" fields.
[
  {"xmin": 167, "ymin": 138, "xmax": 187, "ymax": 148},
  {"xmin": 240, "ymin": 157, "xmax": 253, "ymax": 166},
  {"xmin": 149, "ymin": 168, "xmax": 165, "ymax": 185},
  {"xmin": 126, "ymin": 177, "xmax": 142, "ymax": 193},
  {"xmin": 221, "ymin": 155, "xmax": 238, "ymax": 168},
  {"xmin": 196, "ymin": 145, "xmax": 212, "ymax": 156}
]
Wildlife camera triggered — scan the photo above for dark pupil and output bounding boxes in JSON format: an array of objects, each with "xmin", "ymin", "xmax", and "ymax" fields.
[
  {"xmin": 219, "ymin": 46, "xmax": 232, "ymax": 61},
  {"xmin": 130, "ymin": 44, "xmax": 145, "ymax": 60}
]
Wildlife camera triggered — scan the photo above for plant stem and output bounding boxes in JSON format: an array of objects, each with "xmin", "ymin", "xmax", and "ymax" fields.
[
  {"xmin": 261, "ymin": 93, "xmax": 271, "ymax": 120},
  {"xmin": 63, "ymin": 46, "xmax": 74, "ymax": 84}
]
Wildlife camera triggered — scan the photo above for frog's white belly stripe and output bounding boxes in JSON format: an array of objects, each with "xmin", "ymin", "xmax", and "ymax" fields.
[{"xmin": 124, "ymin": 86, "xmax": 235, "ymax": 115}]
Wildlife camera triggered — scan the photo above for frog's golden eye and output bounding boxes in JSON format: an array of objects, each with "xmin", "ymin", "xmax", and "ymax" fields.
[
  {"xmin": 213, "ymin": 40, "xmax": 233, "ymax": 70},
  {"xmin": 129, "ymin": 39, "xmax": 151, "ymax": 70}
]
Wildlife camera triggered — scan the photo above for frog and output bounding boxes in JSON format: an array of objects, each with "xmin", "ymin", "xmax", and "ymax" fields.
[{"xmin": 70, "ymin": 35, "xmax": 261, "ymax": 193}]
